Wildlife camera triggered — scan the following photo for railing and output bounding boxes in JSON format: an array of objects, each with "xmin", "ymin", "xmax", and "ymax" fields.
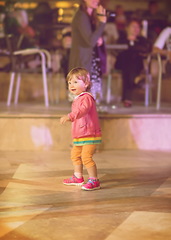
[{"xmin": 145, "ymin": 53, "xmax": 163, "ymax": 110}]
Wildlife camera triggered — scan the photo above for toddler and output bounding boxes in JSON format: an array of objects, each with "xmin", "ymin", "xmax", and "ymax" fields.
[{"xmin": 60, "ymin": 67, "xmax": 102, "ymax": 190}]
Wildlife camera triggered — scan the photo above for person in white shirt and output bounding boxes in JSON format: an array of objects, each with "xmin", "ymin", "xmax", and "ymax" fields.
[
  {"xmin": 153, "ymin": 27, "xmax": 171, "ymax": 61},
  {"xmin": 153, "ymin": 27, "xmax": 171, "ymax": 76}
]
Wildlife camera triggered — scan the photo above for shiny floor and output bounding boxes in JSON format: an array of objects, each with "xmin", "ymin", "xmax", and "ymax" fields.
[
  {"xmin": 0, "ymin": 149, "xmax": 171, "ymax": 240},
  {"xmin": 1, "ymin": 100, "xmax": 171, "ymax": 117}
]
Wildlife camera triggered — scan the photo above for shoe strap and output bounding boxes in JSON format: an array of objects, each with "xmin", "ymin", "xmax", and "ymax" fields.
[
  {"xmin": 87, "ymin": 179, "xmax": 96, "ymax": 185},
  {"xmin": 88, "ymin": 178, "xmax": 98, "ymax": 182}
]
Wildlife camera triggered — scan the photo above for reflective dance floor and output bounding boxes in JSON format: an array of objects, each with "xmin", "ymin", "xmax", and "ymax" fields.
[{"xmin": 0, "ymin": 101, "xmax": 171, "ymax": 240}]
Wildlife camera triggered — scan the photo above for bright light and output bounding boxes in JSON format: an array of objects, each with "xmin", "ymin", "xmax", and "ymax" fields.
[
  {"xmin": 58, "ymin": 8, "xmax": 64, "ymax": 16},
  {"xmin": 73, "ymin": 3, "xmax": 79, "ymax": 8},
  {"xmin": 0, "ymin": 1, "xmax": 5, "ymax": 6},
  {"xmin": 14, "ymin": 3, "xmax": 37, "ymax": 9},
  {"xmin": 55, "ymin": 1, "xmax": 73, "ymax": 8}
]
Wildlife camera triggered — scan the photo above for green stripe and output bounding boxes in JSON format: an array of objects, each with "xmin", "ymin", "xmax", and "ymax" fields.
[{"xmin": 73, "ymin": 140, "xmax": 102, "ymax": 145}]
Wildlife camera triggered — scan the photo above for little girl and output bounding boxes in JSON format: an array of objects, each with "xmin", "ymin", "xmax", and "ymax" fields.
[{"xmin": 60, "ymin": 67, "xmax": 102, "ymax": 191}]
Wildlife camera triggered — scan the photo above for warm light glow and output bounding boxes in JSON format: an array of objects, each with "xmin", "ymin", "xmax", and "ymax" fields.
[
  {"xmin": 14, "ymin": 2, "xmax": 37, "ymax": 9},
  {"xmin": 73, "ymin": 3, "xmax": 79, "ymax": 8},
  {"xmin": 55, "ymin": 1, "xmax": 73, "ymax": 8},
  {"xmin": 58, "ymin": 8, "xmax": 64, "ymax": 16},
  {"xmin": 0, "ymin": 1, "xmax": 5, "ymax": 6},
  {"xmin": 58, "ymin": 16, "xmax": 63, "ymax": 22}
]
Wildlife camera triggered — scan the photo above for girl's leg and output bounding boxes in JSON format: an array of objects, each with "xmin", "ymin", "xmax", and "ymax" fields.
[
  {"xmin": 81, "ymin": 145, "xmax": 100, "ymax": 191},
  {"xmin": 74, "ymin": 165, "xmax": 83, "ymax": 178},
  {"xmin": 81, "ymin": 145, "xmax": 97, "ymax": 178},
  {"xmin": 86, "ymin": 165, "xmax": 98, "ymax": 178},
  {"xmin": 71, "ymin": 146, "xmax": 83, "ymax": 177},
  {"xmin": 63, "ymin": 146, "xmax": 84, "ymax": 185},
  {"xmin": 81, "ymin": 145, "xmax": 100, "ymax": 190}
]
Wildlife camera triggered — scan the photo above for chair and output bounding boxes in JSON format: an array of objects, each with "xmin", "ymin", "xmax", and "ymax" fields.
[
  {"xmin": 0, "ymin": 34, "xmax": 51, "ymax": 107},
  {"xmin": 144, "ymin": 53, "xmax": 163, "ymax": 109},
  {"xmin": 143, "ymin": 54, "xmax": 153, "ymax": 107},
  {"xmin": 105, "ymin": 50, "xmax": 163, "ymax": 109}
]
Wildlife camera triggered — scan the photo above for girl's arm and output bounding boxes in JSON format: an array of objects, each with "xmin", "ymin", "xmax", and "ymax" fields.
[{"xmin": 60, "ymin": 115, "xmax": 70, "ymax": 124}]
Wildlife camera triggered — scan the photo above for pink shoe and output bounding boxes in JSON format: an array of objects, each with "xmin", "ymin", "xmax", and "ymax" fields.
[
  {"xmin": 63, "ymin": 175, "xmax": 84, "ymax": 186},
  {"xmin": 82, "ymin": 178, "xmax": 100, "ymax": 191}
]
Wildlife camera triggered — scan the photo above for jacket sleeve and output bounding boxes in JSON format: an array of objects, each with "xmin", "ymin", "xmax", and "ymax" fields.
[
  {"xmin": 68, "ymin": 95, "xmax": 93, "ymax": 122},
  {"xmin": 74, "ymin": 11, "xmax": 105, "ymax": 47}
]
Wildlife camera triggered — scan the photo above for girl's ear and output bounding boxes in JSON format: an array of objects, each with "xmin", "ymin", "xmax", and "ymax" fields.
[{"xmin": 85, "ymin": 82, "xmax": 89, "ymax": 89}]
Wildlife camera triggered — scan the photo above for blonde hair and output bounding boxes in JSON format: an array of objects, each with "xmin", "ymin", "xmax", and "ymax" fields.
[{"xmin": 66, "ymin": 67, "xmax": 91, "ymax": 91}]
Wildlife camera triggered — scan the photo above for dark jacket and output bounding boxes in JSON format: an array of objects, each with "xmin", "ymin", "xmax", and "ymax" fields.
[{"xmin": 69, "ymin": 8, "xmax": 106, "ymax": 73}]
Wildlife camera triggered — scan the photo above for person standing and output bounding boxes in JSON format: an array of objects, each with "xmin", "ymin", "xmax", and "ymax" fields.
[
  {"xmin": 69, "ymin": 0, "xmax": 107, "ymax": 104},
  {"xmin": 60, "ymin": 67, "xmax": 102, "ymax": 191}
]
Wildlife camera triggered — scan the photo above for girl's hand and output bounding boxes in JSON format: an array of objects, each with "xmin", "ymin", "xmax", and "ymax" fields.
[
  {"xmin": 97, "ymin": 37, "xmax": 103, "ymax": 46},
  {"xmin": 60, "ymin": 115, "xmax": 70, "ymax": 124},
  {"xmin": 96, "ymin": 4, "xmax": 107, "ymax": 23}
]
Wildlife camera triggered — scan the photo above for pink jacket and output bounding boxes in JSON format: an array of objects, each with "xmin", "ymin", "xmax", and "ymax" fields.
[{"xmin": 68, "ymin": 92, "xmax": 101, "ymax": 139}]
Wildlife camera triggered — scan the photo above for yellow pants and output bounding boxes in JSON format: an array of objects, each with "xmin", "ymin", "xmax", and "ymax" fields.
[{"xmin": 71, "ymin": 145, "xmax": 96, "ymax": 169}]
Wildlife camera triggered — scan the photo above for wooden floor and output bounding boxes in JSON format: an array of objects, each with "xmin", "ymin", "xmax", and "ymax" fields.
[
  {"xmin": 0, "ymin": 101, "xmax": 171, "ymax": 239},
  {"xmin": 0, "ymin": 149, "xmax": 171, "ymax": 240}
]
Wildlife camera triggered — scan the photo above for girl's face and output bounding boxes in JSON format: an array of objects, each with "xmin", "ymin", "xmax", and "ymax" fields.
[
  {"xmin": 68, "ymin": 75, "xmax": 88, "ymax": 96},
  {"xmin": 83, "ymin": 0, "xmax": 100, "ymax": 9}
]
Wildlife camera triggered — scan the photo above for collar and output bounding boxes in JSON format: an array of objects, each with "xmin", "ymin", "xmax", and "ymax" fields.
[{"xmin": 75, "ymin": 91, "xmax": 94, "ymax": 99}]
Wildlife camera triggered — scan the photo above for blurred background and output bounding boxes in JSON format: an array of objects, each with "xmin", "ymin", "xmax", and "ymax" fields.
[{"xmin": 0, "ymin": 0, "xmax": 170, "ymax": 105}]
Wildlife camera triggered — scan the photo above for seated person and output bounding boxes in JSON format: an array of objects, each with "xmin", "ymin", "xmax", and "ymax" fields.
[
  {"xmin": 31, "ymin": 1, "xmax": 60, "ymax": 49},
  {"xmin": 103, "ymin": 14, "xmax": 119, "ymax": 45},
  {"xmin": 4, "ymin": 9, "xmax": 37, "ymax": 48},
  {"xmin": 4, "ymin": 3, "xmax": 37, "ymax": 49},
  {"xmin": 2, "ymin": 6, "xmax": 38, "ymax": 71},
  {"xmin": 153, "ymin": 26, "xmax": 171, "ymax": 77},
  {"xmin": 115, "ymin": 18, "xmax": 152, "ymax": 107},
  {"xmin": 114, "ymin": 4, "xmax": 127, "ymax": 41},
  {"xmin": 60, "ymin": 27, "xmax": 72, "ymax": 77},
  {"xmin": 153, "ymin": 26, "xmax": 171, "ymax": 57},
  {"xmin": 14, "ymin": 9, "xmax": 37, "ymax": 48},
  {"xmin": 142, "ymin": 0, "xmax": 168, "ymax": 45}
]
